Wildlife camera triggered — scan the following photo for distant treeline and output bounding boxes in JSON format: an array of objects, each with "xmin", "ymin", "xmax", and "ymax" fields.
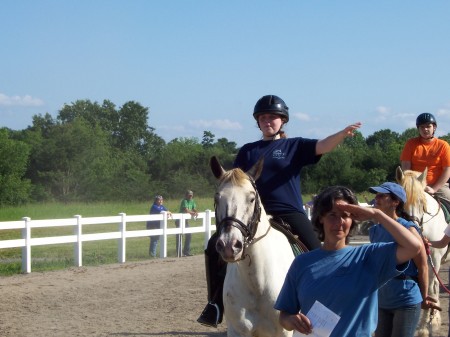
[{"xmin": 1, "ymin": 99, "xmax": 449, "ymax": 206}]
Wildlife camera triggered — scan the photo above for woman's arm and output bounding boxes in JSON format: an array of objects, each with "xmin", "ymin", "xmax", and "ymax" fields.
[
  {"xmin": 315, "ymin": 122, "xmax": 361, "ymax": 155},
  {"xmin": 337, "ymin": 203, "xmax": 421, "ymax": 264},
  {"xmin": 427, "ymin": 166, "xmax": 450, "ymax": 194},
  {"xmin": 429, "ymin": 233, "xmax": 450, "ymax": 249},
  {"xmin": 410, "ymin": 227, "xmax": 428, "ymax": 303}
]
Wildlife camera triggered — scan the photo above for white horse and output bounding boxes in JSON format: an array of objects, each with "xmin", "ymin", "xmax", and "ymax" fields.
[
  {"xmin": 210, "ymin": 156, "xmax": 295, "ymax": 337},
  {"xmin": 396, "ymin": 166, "xmax": 449, "ymax": 337}
]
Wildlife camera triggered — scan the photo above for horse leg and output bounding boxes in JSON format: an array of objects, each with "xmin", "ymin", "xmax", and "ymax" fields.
[
  {"xmin": 428, "ymin": 257, "xmax": 442, "ymax": 336},
  {"xmin": 417, "ymin": 278, "xmax": 440, "ymax": 337},
  {"xmin": 418, "ymin": 255, "xmax": 444, "ymax": 337}
]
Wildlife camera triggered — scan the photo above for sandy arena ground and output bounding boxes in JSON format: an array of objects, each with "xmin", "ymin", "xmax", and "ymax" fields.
[{"xmin": 0, "ymin": 252, "xmax": 449, "ymax": 336}]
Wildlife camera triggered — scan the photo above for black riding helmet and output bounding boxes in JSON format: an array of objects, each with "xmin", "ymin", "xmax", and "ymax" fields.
[
  {"xmin": 416, "ymin": 112, "xmax": 437, "ymax": 127},
  {"xmin": 253, "ymin": 95, "xmax": 289, "ymax": 122}
]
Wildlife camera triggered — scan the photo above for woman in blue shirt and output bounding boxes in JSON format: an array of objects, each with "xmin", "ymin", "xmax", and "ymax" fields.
[
  {"xmin": 368, "ymin": 182, "xmax": 438, "ymax": 337},
  {"xmin": 146, "ymin": 195, "xmax": 172, "ymax": 257},
  {"xmin": 275, "ymin": 185, "xmax": 422, "ymax": 336}
]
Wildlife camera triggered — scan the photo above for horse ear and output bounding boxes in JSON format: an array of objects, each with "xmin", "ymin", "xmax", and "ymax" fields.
[
  {"xmin": 247, "ymin": 157, "xmax": 264, "ymax": 181},
  {"xmin": 418, "ymin": 167, "xmax": 428, "ymax": 186},
  {"xmin": 210, "ymin": 156, "xmax": 226, "ymax": 179},
  {"xmin": 395, "ymin": 166, "xmax": 404, "ymax": 183}
]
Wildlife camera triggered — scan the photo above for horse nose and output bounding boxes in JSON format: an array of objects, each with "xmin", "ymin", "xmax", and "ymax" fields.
[
  {"xmin": 216, "ymin": 239, "xmax": 225, "ymax": 253},
  {"xmin": 216, "ymin": 237, "xmax": 243, "ymax": 261}
]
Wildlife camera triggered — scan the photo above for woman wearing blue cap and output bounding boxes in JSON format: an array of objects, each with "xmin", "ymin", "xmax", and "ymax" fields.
[{"xmin": 368, "ymin": 182, "xmax": 439, "ymax": 337}]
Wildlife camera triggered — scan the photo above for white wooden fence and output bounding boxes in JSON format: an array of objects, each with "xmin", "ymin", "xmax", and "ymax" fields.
[
  {"xmin": 0, "ymin": 210, "xmax": 216, "ymax": 274},
  {"xmin": 0, "ymin": 204, "xmax": 371, "ymax": 274}
]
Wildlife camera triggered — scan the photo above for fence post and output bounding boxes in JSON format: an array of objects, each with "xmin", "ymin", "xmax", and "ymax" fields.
[
  {"xmin": 118, "ymin": 213, "xmax": 126, "ymax": 263},
  {"xmin": 161, "ymin": 212, "xmax": 168, "ymax": 258},
  {"xmin": 21, "ymin": 217, "xmax": 31, "ymax": 274},
  {"xmin": 74, "ymin": 215, "xmax": 82, "ymax": 267}
]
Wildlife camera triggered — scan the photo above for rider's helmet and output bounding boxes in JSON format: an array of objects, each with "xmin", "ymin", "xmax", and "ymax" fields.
[
  {"xmin": 416, "ymin": 112, "xmax": 437, "ymax": 127},
  {"xmin": 253, "ymin": 95, "xmax": 289, "ymax": 122}
]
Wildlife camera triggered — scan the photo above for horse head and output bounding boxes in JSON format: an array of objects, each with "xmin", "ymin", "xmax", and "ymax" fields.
[
  {"xmin": 395, "ymin": 166, "xmax": 428, "ymax": 223},
  {"xmin": 210, "ymin": 156, "xmax": 264, "ymax": 263}
]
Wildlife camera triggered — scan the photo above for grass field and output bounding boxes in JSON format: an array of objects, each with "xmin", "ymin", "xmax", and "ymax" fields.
[{"xmin": 0, "ymin": 198, "xmax": 216, "ymax": 276}]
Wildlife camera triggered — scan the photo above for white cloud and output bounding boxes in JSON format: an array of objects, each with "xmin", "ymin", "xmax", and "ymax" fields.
[
  {"xmin": 374, "ymin": 106, "xmax": 391, "ymax": 122},
  {"xmin": 436, "ymin": 103, "xmax": 450, "ymax": 118},
  {"xmin": 375, "ymin": 106, "xmax": 390, "ymax": 114},
  {"xmin": 188, "ymin": 119, "xmax": 242, "ymax": 130},
  {"xmin": 156, "ymin": 124, "xmax": 185, "ymax": 132},
  {"xmin": 292, "ymin": 112, "xmax": 311, "ymax": 121},
  {"xmin": 0, "ymin": 93, "xmax": 44, "ymax": 107}
]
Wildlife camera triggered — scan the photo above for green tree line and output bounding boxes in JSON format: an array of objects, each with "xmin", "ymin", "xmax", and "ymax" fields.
[{"xmin": 1, "ymin": 99, "xmax": 449, "ymax": 206}]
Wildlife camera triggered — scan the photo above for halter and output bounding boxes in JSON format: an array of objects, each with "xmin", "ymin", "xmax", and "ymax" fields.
[{"xmin": 214, "ymin": 174, "xmax": 262, "ymax": 259}]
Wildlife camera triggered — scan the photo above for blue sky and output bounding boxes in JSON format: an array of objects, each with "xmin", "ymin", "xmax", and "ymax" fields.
[{"xmin": 1, "ymin": 1, "xmax": 449, "ymax": 146}]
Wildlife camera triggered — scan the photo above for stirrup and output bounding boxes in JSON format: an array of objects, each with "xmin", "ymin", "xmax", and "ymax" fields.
[{"xmin": 197, "ymin": 302, "xmax": 222, "ymax": 328}]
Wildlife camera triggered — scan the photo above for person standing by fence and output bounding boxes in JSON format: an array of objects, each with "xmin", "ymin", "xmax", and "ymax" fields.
[
  {"xmin": 146, "ymin": 195, "xmax": 172, "ymax": 257},
  {"xmin": 176, "ymin": 190, "xmax": 198, "ymax": 257}
]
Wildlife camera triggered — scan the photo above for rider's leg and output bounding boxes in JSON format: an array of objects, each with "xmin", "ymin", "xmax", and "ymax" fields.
[
  {"xmin": 197, "ymin": 232, "xmax": 226, "ymax": 327},
  {"xmin": 275, "ymin": 212, "xmax": 322, "ymax": 250},
  {"xmin": 435, "ymin": 183, "xmax": 450, "ymax": 204}
]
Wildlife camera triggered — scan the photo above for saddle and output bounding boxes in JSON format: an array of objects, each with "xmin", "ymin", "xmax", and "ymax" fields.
[
  {"xmin": 269, "ymin": 217, "xmax": 309, "ymax": 256},
  {"xmin": 435, "ymin": 195, "xmax": 450, "ymax": 224}
]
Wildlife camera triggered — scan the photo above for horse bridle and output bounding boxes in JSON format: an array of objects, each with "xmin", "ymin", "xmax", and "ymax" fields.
[
  {"xmin": 409, "ymin": 196, "xmax": 442, "ymax": 230},
  {"xmin": 214, "ymin": 175, "xmax": 262, "ymax": 258}
]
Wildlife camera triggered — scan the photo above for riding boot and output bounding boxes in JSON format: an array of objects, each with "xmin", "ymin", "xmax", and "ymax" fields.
[{"xmin": 197, "ymin": 235, "xmax": 225, "ymax": 328}]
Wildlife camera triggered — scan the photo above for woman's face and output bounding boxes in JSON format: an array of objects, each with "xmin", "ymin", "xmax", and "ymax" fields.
[
  {"xmin": 320, "ymin": 201, "xmax": 353, "ymax": 241},
  {"xmin": 257, "ymin": 113, "xmax": 283, "ymax": 138},
  {"xmin": 373, "ymin": 193, "xmax": 395, "ymax": 214}
]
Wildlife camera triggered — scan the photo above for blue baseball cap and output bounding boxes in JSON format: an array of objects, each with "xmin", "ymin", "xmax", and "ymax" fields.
[{"xmin": 369, "ymin": 182, "xmax": 406, "ymax": 203}]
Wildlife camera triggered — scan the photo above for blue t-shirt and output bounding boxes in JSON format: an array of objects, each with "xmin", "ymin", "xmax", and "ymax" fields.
[
  {"xmin": 146, "ymin": 203, "xmax": 168, "ymax": 229},
  {"xmin": 234, "ymin": 137, "xmax": 320, "ymax": 214},
  {"xmin": 150, "ymin": 203, "xmax": 168, "ymax": 215},
  {"xmin": 369, "ymin": 218, "xmax": 423, "ymax": 309},
  {"xmin": 274, "ymin": 243, "xmax": 404, "ymax": 337}
]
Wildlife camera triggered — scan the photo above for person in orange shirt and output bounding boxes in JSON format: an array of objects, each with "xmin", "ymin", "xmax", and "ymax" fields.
[{"xmin": 400, "ymin": 112, "xmax": 450, "ymax": 203}]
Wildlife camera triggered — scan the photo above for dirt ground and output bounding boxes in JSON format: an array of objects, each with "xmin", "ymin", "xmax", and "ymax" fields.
[{"xmin": 0, "ymin": 254, "xmax": 449, "ymax": 337}]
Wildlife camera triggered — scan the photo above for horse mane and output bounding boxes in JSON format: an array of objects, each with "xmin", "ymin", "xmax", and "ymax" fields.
[
  {"xmin": 218, "ymin": 168, "xmax": 249, "ymax": 187},
  {"xmin": 399, "ymin": 170, "xmax": 428, "ymax": 213}
]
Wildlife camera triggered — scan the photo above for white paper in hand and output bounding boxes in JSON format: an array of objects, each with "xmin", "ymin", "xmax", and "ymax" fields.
[{"xmin": 293, "ymin": 300, "xmax": 340, "ymax": 337}]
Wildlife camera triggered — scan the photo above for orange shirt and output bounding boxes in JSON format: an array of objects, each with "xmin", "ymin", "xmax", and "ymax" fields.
[{"xmin": 400, "ymin": 137, "xmax": 450, "ymax": 185}]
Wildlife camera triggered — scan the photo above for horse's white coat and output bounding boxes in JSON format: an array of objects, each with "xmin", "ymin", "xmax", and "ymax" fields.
[
  {"xmin": 397, "ymin": 167, "xmax": 449, "ymax": 337},
  {"xmin": 212, "ymin": 158, "xmax": 294, "ymax": 337}
]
